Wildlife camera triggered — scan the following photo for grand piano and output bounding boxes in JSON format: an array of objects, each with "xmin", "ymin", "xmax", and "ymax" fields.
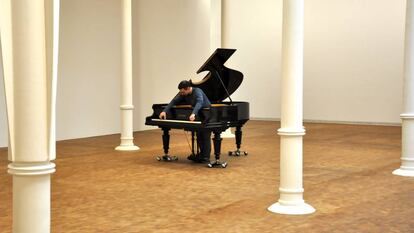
[{"xmin": 145, "ymin": 48, "xmax": 249, "ymax": 168}]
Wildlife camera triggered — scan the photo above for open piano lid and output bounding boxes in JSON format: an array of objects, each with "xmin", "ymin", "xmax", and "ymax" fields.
[{"xmin": 190, "ymin": 48, "xmax": 243, "ymax": 103}]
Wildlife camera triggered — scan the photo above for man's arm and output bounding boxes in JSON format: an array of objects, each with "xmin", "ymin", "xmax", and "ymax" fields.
[
  {"xmin": 191, "ymin": 90, "xmax": 204, "ymax": 116},
  {"xmin": 163, "ymin": 93, "xmax": 183, "ymax": 114},
  {"xmin": 160, "ymin": 93, "xmax": 183, "ymax": 119}
]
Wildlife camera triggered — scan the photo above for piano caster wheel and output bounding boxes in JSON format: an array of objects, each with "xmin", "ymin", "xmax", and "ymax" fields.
[
  {"xmin": 229, "ymin": 151, "xmax": 239, "ymax": 156},
  {"xmin": 157, "ymin": 155, "xmax": 178, "ymax": 162},
  {"xmin": 207, "ymin": 161, "xmax": 227, "ymax": 168},
  {"xmin": 170, "ymin": 156, "xmax": 178, "ymax": 161},
  {"xmin": 229, "ymin": 150, "xmax": 248, "ymax": 157}
]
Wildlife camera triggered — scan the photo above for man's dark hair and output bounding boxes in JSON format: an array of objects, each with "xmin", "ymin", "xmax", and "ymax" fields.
[{"xmin": 178, "ymin": 80, "xmax": 191, "ymax": 89}]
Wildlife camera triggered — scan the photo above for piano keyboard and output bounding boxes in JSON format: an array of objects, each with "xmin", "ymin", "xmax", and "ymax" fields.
[
  {"xmin": 173, "ymin": 103, "xmax": 227, "ymax": 108},
  {"xmin": 151, "ymin": 119, "xmax": 202, "ymax": 124}
]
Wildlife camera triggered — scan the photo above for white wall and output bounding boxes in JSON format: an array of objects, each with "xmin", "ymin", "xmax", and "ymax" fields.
[
  {"xmin": 59, "ymin": 0, "xmax": 211, "ymax": 137},
  {"xmin": 0, "ymin": 0, "xmax": 408, "ymax": 147},
  {"xmin": 303, "ymin": 0, "xmax": 405, "ymax": 124},
  {"xmin": 56, "ymin": 0, "xmax": 122, "ymax": 140},
  {"xmin": 223, "ymin": 0, "xmax": 283, "ymax": 119},
  {"xmin": 223, "ymin": 0, "xmax": 405, "ymax": 124},
  {"xmin": 132, "ymin": 0, "xmax": 211, "ymax": 130}
]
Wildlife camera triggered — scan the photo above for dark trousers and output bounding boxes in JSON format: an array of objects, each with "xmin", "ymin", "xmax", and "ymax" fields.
[{"xmin": 196, "ymin": 130, "xmax": 211, "ymax": 159}]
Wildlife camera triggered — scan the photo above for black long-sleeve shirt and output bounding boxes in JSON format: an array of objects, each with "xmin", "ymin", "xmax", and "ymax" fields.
[{"xmin": 163, "ymin": 87, "xmax": 211, "ymax": 115}]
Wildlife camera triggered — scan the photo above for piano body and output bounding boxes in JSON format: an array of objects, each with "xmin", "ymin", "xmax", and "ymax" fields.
[{"xmin": 145, "ymin": 48, "xmax": 249, "ymax": 168}]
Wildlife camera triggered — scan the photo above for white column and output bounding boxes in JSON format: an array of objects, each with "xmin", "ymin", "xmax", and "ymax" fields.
[
  {"xmin": 393, "ymin": 0, "xmax": 414, "ymax": 177},
  {"xmin": 210, "ymin": 0, "xmax": 235, "ymax": 138},
  {"xmin": 268, "ymin": 0, "xmax": 315, "ymax": 215},
  {"xmin": 0, "ymin": 0, "xmax": 58, "ymax": 232},
  {"xmin": 116, "ymin": 0, "xmax": 139, "ymax": 151}
]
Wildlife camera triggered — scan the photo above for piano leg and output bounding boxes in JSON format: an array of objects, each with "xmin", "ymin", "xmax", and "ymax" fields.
[
  {"xmin": 196, "ymin": 131, "xmax": 200, "ymax": 155},
  {"xmin": 156, "ymin": 127, "xmax": 178, "ymax": 162},
  {"xmin": 187, "ymin": 130, "xmax": 200, "ymax": 161},
  {"xmin": 229, "ymin": 126, "xmax": 248, "ymax": 156},
  {"xmin": 208, "ymin": 131, "xmax": 227, "ymax": 168},
  {"xmin": 191, "ymin": 131, "xmax": 195, "ymax": 155}
]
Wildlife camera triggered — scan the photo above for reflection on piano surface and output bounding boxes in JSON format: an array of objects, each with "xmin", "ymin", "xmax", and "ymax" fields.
[{"xmin": 145, "ymin": 48, "xmax": 249, "ymax": 168}]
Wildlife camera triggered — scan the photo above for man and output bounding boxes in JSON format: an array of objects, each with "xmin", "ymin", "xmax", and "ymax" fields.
[{"xmin": 159, "ymin": 80, "xmax": 212, "ymax": 163}]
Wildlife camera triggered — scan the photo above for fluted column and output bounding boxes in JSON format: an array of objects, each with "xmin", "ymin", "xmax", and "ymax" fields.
[
  {"xmin": 116, "ymin": 0, "xmax": 140, "ymax": 151},
  {"xmin": 210, "ymin": 0, "xmax": 235, "ymax": 138},
  {"xmin": 394, "ymin": 0, "xmax": 414, "ymax": 177},
  {"xmin": 0, "ymin": 0, "xmax": 59, "ymax": 232},
  {"xmin": 268, "ymin": 0, "xmax": 315, "ymax": 215}
]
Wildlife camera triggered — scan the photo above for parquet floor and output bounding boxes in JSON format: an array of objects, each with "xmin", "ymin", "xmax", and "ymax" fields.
[{"xmin": 0, "ymin": 121, "xmax": 413, "ymax": 233}]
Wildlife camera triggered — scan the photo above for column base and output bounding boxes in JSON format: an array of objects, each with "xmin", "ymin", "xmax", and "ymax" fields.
[
  {"xmin": 392, "ymin": 168, "xmax": 414, "ymax": 177},
  {"xmin": 221, "ymin": 128, "xmax": 235, "ymax": 138},
  {"xmin": 115, "ymin": 145, "xmax": 140, "ymax": 151},
  {"xmin": 268, "ymin": 202, "xmax": 315, "ymax": 215}
]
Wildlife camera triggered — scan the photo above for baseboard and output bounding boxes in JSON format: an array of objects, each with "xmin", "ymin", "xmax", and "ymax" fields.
[
  {"xmin": 250, "ymin": 117, "xmax": 281, "ymax": 122},
  {"xmin": 250, "ymin": 117, "xmax": 401, "ymax": 126}
]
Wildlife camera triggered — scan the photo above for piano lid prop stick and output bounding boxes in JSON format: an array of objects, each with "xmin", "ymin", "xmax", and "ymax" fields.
[{"xmin": 213, "ymin": 69, "xmax": 233, "ymax": 104}]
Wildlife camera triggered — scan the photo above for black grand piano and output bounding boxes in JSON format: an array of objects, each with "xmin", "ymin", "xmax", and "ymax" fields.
[{"xmin": 145, "ymin": 48, "xmax": 249, "ymax": 168}]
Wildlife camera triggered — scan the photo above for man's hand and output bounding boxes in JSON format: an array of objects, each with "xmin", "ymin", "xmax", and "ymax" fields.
[
  {"xmin": 159, "ymin": 112, "xmax": 167, "ymax": 120},
  {"xmin": 189, "ymin": 114, "xmax": 196, "ymax": 121}
]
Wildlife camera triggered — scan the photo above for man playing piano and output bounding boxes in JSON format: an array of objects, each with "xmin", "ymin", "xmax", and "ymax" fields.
[{"xmin": 159, "ymin": 80, "xmax": 212, "ymax": 163}]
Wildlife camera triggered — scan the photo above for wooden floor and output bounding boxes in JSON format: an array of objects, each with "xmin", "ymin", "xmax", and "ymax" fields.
[{"xmin": 0, "ymin": 121, "xmax": 413, "ymax": 233}]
